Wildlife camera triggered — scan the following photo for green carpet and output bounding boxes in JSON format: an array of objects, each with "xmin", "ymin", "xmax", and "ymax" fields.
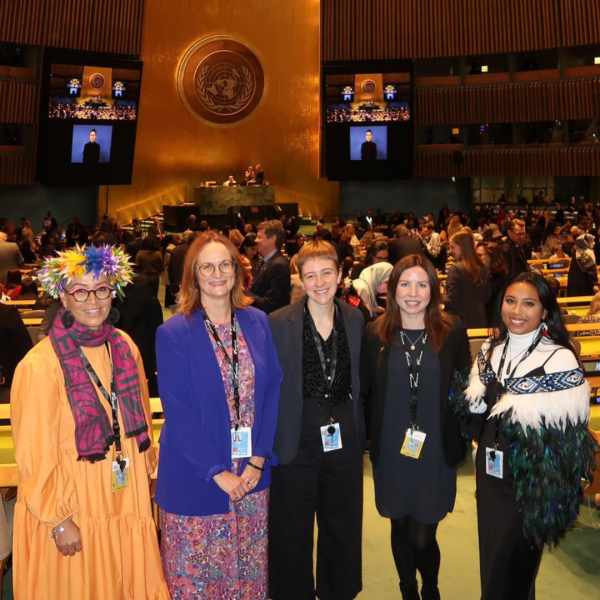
[{"xmin": 359, "ymin": 454, "xmax": 600, "ymax": 598}]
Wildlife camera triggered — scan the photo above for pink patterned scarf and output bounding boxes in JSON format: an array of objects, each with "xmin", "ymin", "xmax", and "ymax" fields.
[{"xmin": 50, "ymin": 309, "xmax": 150, "ymax": 461}]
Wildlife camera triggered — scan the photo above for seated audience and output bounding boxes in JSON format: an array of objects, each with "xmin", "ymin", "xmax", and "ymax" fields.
[
  {"xmin": 567, "ymin": 232, "xmax": 598, "ymax": 297},
  {"xmin": 351, "ymin": 240, "xmax": 389, "ymax": 280},
  {"xmin": 352, "ymin": 262, "xmax": 393, "ymax": 320},
  {"xmin": 2, "ymin": 269, "xmax": 22, "ymax": 300}
]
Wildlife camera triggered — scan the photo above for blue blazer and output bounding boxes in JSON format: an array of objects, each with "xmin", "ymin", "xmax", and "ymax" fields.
[{"xmin": 155, "ymin": 306, "xmax": 282, "ymax": 516}]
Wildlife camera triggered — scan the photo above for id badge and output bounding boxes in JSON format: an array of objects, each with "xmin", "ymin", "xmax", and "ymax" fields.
[
  {"xmin": 400, "ymin": 429, "xmax": 426, "ymax": 459},
  {"xmin": 320, "ymin": 422, "xmax": 343, "ymax": 452},
  {"xmin": 112, "ymin": 457, "xmax": 130, "ymax": 492},
  {"xmin": 485, "ymin": 447, "xmax": 503, "ymax": 479},
  {"xmin": 231, "ymin": 426, "xmax": 252, "ymax": 458}
]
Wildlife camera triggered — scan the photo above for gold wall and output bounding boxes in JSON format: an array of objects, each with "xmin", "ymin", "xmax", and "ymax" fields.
[{"xmin": 105, "ymin": 0, "xmax": 338, "ymax": 221}]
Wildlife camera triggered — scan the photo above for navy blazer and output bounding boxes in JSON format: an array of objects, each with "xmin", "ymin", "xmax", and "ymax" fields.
[
  {"xmin": 155, "ymin": 306, "xmax": 282, "ymax": 516},
  {"xmin": 269, "ymin": 298, "xmax": 365, "ymax": 465}
]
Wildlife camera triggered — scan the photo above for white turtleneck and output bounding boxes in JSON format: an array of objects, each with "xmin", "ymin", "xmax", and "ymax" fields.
[{"xmin": 483, "ymin": 326, "xmax": 578, "ymax": 383}]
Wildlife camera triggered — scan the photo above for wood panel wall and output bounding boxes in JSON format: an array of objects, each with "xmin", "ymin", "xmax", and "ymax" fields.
[
  {"xmin": 323, "ymin": 0, "xmax": 600, "ymax": 61},
  {"xmin": 0, "ymin": 0, "xmax": 144, "ymax": 185},
  {"xmin": 0, "ymin": 80, "xmax": 38, "ymax": 123},
  {"xmin": 0, "ymin": 0, "xmax": 144, "ymax": 56},
  {"xmin": 417, "ymin": 78, "xmax": 600, "ymax": 125},
  {"xmin": 415, "ymin": 147, "xmax": 600, "ymax": 177}
]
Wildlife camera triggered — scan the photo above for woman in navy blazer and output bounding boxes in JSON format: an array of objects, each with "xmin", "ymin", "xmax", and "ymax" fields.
[{"xmin": 155, "ymin": 231, "xmax": 282, "ymax": 599}]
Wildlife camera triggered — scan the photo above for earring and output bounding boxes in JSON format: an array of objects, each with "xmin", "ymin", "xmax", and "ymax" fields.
[
  {"xmin": 61, "ymin": 309, "xmax": 75, "ymax": 329},
  {"xmin": 541, "ymin": 320, "xmax": 549, "ymax": 336},
  {"xmin": 107, "ymin": 307, "xmax": 120, "ymax": 325}
]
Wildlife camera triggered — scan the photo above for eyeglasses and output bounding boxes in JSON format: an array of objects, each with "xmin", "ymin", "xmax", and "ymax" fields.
[
  {"xmin": 65, "ymin": 286, "xmax": 114, "ymax": 302},
  {"xmin": 194, "ymin": 260, "xmax": 236, "ymax": 277},
  {"xmin": 373, "ymin": 254, "xmax": 388, "ymax": 262}
]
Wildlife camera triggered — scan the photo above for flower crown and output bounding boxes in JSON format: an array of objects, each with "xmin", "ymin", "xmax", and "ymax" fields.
[{"xmin": 37, "ymin": 244, "xmax": 134, "ymax": 299}]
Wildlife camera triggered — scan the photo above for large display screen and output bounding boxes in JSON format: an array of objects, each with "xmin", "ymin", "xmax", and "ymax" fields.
[
  {"xmin": 37, "ymin": 50, "xmax": 143, "ymax": 185},
  {"xmin": 322, "ymin": 60, "xmax": 413, "ymax": 180}
]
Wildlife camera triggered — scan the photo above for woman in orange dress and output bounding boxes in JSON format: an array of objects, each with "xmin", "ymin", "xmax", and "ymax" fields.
[{"xmin": 11, "ymin": 244, "xmax": 169, "ymax": 599}]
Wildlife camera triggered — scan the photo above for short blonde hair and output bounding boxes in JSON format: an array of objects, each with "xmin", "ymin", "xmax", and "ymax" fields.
[
  {"xmin": 178, "ymin": 231, "xmax": 251, "ymax": 316},
  {"xmin": 296, "ymin": 240, "xmax": 339, "ymax": 279}
]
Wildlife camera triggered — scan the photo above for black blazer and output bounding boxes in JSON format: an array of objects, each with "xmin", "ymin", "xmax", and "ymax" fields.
[
  {"xmin": 269, "ymin": 298, "xmax": 365, "ymax": 465},
  {"xmin": 363, "ymin": 317, "xmax": 470, "ymax": 469},
  {"xmin": 444, "ymin": 262, "xmax": 491, "ymax": 329},
  {"xmin": 249, "ymin": 250, "xmax": 291, "ymax": 314}
]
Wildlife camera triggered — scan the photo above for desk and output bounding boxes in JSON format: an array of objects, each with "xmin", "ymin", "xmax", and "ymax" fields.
[
  {"xmin": 195, "ymin": 185, "xmax": 275, "ymax": 215},
  {"xmin": 22, "ymin": 318, "xmax": 42, "ymax": 326},
  {"xmin": 5, "ymin": 300, "xmax": 36, "ymax": 307},
  {"xmin": 0, "ymin": 418, "xmax": 166, "ymax": 487}
]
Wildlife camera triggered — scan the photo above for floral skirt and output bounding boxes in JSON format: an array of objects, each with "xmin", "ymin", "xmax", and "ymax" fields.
[{"xmin": 160, "ymin": 489, "xmax": 269, "ymax": 600}]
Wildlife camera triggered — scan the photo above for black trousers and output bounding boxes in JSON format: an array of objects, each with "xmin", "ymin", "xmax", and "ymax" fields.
[
  {"xmin": 476, "ymin": 422, "xmax": 543, "ymax": 600},
  {"xmin": 268, "ymin": 399, "xmax": 363, "ymax": 600}
]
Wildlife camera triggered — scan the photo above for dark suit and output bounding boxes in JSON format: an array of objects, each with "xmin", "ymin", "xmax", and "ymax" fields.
[
  {"xmin": 248, "ymin": 250, "xmax": 291, "ymax": 314},
  {"xmin": 268, "ymin": 299, "xmax": 365, "ymax": 600},
  {"xmin": 388, "ymin": 235, "xmax": 424, "ymax": 266},
  {"xmin": 167, "ymin": 243, "xmax": 189, "ymax": 294},
  {"xmin": 255, "ymin": 169, "xmax": 265, "ymax": 185},
  {"xmin": 444, "ymin": 262, "xmax": 491, "ymax": 329},
  {"xmin": 114, "ymin": 274, "xmax": 163, "ymax": 397},
  {"xmin": 0, "ymin": 303, "xmax": 33, "ymax": 402}
]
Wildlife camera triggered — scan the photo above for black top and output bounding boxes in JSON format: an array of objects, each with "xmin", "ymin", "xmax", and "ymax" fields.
[
  {"xmin": 361, "ymin": 141, "xmax": 377, "ymax": 160},
  {"xmin": 374, "ymin": 330, "xmax": 455, "ymax": 522},
  {"xmin": 302, "ymin": 305, "xmax": 352, "ymax": 401},
  {"xmin": 363, "ymin": 316, "xmax": 471, "ymax": 469}
]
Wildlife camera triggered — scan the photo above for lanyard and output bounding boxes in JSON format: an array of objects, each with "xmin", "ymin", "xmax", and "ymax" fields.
[
  {"xmin": 76, "ymin": 342, "xmax": 124, "ymax": 461},
  {"xmin": 305, "ymin": 304, "xmax": 339, "ymax": 423},
  {"xmin": 490, "ymin": 331, "xmax": 542, "ymax": 450},
  {"xmin": 202, "ymin": 309, "xmax": 241, "ymax": 429},
  {"xmin": 398, "ymin": 330, "xmax": 427, "ymax": 429}
]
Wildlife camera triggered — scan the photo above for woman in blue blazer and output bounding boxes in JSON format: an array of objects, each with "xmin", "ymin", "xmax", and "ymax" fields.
[{"xmin": 155, "ymin": 231, "xmax": 282, "ymax": 600}]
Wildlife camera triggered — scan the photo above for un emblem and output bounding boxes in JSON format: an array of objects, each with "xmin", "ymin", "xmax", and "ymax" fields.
[{"xmin": 178, "ymin": 36, "xmax": 266, "ymax": 127}]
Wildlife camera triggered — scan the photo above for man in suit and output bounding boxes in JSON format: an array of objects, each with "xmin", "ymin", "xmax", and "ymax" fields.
[
  {"xmin": 388, "ymin": 225, "xmax": 424, "ymax": 266},
  {"xmin": 147, "ymin": 216, "xmax": 165, "ymax": 241},
  {"xmin": 246, "ymin": 220, "xmax": 290, "ymax": 314},
  {"xmin": 125, "ymin": 230, "xmax": 144, "ymax": 263},
  {"xmin": 360, "ymin": 129, "xmax": 377, "ymax": 160},
  {"xmin": 501, "ymin": 218, "xmax": 530, "ymax": 279}
]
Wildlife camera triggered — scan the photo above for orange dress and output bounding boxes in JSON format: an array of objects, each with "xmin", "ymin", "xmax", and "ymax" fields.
[{"xmin": 11, "ymin": 334, "xmax": 169, "ymax": 600}]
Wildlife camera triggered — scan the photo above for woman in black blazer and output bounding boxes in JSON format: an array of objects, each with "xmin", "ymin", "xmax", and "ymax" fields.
[
  {"xmin": 445, "ymin": 229, "xmax": 490, "ymax": 328},
  {"xmin": 363, "ymin": 254, "xmax": 470, "ymax": 600},
  {"xmin": 268, "ymin": 240, "xmax": 365, "ymax": 600}
]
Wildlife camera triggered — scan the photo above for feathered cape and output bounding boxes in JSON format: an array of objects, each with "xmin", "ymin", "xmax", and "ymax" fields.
[{"xmin": 456, "ymin": 347, "xmax": 597, "ymax": 549}]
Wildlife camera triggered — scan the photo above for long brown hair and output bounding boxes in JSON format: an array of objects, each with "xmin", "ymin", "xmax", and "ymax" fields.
[
  {"xmin": 178, "ymin": 231, "xmax": 252, "ymax": 317},
  {"xmin": 376, "ymin": 254, "xmax": 452, "ymax": 352},
  {"xmin": 477, "ymin": 241, "xmax": 507, "ymax": 277},
  {"xmin": 451, "ymin": 229, "xmax": 483, "ymax": 284}
]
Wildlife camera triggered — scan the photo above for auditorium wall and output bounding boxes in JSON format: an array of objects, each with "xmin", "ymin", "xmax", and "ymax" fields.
[
  {"xmin": 105, "ymin": 0, "xmax": 338, "ymax": 221},
  {"xmin": 0, "ymin": 185, "xmax": 97, "ymax": 231},
  {"xmin": 340, "ymin": 179, "xmax": 471, "ymax": 221}
]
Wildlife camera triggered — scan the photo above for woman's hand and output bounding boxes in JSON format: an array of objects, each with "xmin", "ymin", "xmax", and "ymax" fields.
[
  {"xmin": 54, "ymin": 520, "xmax": 82, "ymax": 556},
  {"xmin": 213, "ymin": 470, "xmax": 251, "ymax": 502},
  {"xmin": 240, "ymin": 456, "xmax": 265, "ymax": 491}
]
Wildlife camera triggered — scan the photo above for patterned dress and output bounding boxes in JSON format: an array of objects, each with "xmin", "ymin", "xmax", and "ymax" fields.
[{"xmin": 161, "ymin": 322, "xmax": 269, "ymax": 600}]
